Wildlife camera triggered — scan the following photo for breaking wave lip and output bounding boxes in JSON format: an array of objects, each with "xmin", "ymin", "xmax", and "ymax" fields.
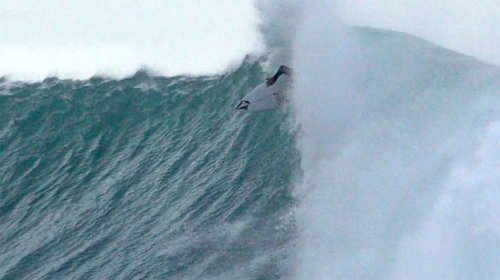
[
  {"xmin": 0, "ymin": 42, "xmax": 262, "ymax": 82},
  {"xmin": 0, "ymin": 0, "xmax": 262, "ymax": 82}
]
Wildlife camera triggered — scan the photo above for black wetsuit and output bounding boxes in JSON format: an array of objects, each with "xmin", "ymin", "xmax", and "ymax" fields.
[{"xmin": 266, "ymin": 65, "xmax": 292, "ymax": 86}]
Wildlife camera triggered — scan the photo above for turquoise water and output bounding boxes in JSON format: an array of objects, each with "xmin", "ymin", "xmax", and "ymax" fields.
[
  {"xmin": 1, "ymin": 61, "xmax": 299, "ymax": 279},
  {"xmin": 1, "ymin": 27, "xmax": 499, "ymax": 280}
]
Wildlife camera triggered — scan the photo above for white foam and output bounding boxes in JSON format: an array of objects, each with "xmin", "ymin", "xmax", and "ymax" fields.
[
  {"xmin": 257, "ymin": 1, "xmax": 500, "ymax": 279},
  {"xmin": 0, "ymin": 0, "xmax": 261, "ymax": 81},
  {"xmin": 394, "ymin": 121, "xmax": 500, "ymax": 280}
]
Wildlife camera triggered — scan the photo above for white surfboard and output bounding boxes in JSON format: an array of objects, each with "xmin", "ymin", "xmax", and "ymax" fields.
[{"xmin": 236, "ymin": 76, "xmax": 290, "ymax": 112}]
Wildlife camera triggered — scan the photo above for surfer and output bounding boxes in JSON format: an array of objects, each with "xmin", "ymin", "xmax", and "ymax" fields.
[
  {"xmin": 235, "ymin": 65, "xmax": 292, "ymax": 111},
  {"xmin": 266, "ymin": 65, "xmax": 292, "ymax": 86}
]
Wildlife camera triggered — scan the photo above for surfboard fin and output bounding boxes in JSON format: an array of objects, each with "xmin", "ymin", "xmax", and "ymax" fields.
[{"xmin": 235, "ymin": 100, "xmax": 250, "ymax": 110}]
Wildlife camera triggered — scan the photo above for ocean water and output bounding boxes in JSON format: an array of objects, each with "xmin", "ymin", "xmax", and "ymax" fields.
[
  {"xmin": 0, "ymin": 61, "xmax": 298, "ymax": 279},
  {"xmin": 1, "ymin": 27, "xmax": 499, "ymax": 280}
]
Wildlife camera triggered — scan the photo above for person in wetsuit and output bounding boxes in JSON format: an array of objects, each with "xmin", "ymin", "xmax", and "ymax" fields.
[
  {"xmin": 265, "ymin": 65, "xmax": 292, "ymax": 86},
  {"xmin": 236, "ymin": 65, "xmax": 292, "ymax": 110}
]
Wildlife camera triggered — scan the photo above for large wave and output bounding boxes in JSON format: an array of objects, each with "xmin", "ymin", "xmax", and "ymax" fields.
[
  {"xmin": 0, "ymin": 63, "xmax": 299, "ymax": 279},
  {"xmin": 1, "ymin": 2, "xmax": 499, "ymax": 279}
]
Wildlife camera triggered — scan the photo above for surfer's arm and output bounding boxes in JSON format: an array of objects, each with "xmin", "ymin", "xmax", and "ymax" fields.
[{"xmin": 266, "ymin": 65, "xmax": 292, "ymax": 86}]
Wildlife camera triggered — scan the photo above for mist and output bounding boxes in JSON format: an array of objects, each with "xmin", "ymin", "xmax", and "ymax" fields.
[{"xmin": 256, "ymin": 0, "xmax": 500, "ymax": 279}]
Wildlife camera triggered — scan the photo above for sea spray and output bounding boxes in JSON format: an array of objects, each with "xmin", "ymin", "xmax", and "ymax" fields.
[{"xmin": 257, "ymin": 1, "xmax": 500, "ymax": 279}]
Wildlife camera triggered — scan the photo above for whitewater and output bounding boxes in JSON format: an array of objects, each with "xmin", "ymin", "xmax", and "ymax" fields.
[{"xmin": 1, "ymin": 1, "xmax": 499, "ymax": 280}]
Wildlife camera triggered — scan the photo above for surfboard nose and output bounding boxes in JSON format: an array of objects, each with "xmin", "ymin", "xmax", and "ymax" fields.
[{"xmin": 235, "ymin": 100, "xmax": 249, "ymax": 110}]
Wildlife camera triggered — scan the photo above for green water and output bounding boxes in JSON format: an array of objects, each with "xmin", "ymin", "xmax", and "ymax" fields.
[{"xmin": 0, "ymin": 60, "xmax": 299, "ymax": 279}]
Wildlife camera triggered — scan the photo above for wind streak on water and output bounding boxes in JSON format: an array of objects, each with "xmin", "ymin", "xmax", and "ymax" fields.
[{"xmin": 0, "ymin": 63, "xmax": 299, "ymax": 280}]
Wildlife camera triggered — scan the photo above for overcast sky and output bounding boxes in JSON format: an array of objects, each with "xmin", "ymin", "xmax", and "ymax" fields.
[{"xmin": 0, "ymin": 0, "xmax": 498, "ymax": 80}]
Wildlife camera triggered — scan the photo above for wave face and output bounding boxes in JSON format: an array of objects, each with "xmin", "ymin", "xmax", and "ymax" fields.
[
  {"xmin": 0, "ymin": 62, "xmax": 298, "ymax": 279},
  {"xmin": 1, "ymin": 26, "xmax": 499, "ymax": 280}
]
